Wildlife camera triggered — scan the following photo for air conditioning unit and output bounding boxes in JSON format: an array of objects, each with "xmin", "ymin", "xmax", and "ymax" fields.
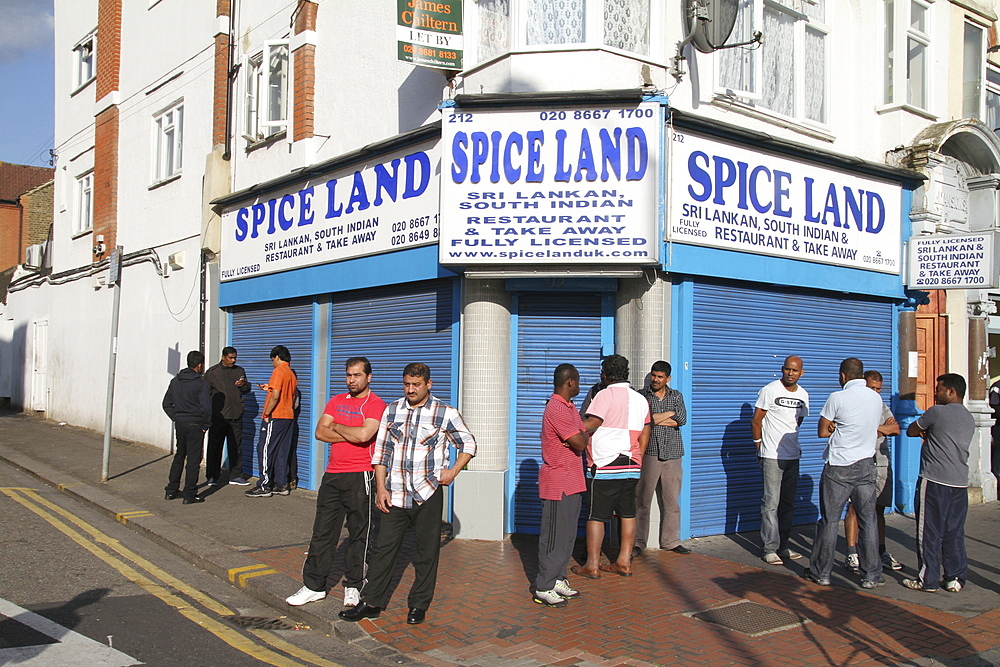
[{"xmin": 24, "ymin": 242, "xmax": 46, "ymax": 269}]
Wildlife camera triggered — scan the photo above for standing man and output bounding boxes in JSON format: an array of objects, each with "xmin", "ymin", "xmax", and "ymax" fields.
[
  {"xmin": 246, "ymin": 345, "xmax": 298, "ymax": 498},
  {"xmin": 533, "ymin": 363, "xmax": 588, "ymax": 607},
  {"xmin": 903, "ymin": 373, "xmax": 975, "ymax": 593},
  {"xmin": 339, "ymin": 363, "xmax": 476, "ymax": 625},
  {"xmin": 751, "ymin": 355, "xmax": 808, "ymax": 565},
  {"xmin": 572, "ymin": 354, "xmax": 650, "ymax": 579},
  {"xmin": 635, "ymin": 360, "xmax": 690, "ymax": 556},
  {"xmin": 804, "ymin": 357, "xmax": 885, "ymax": 588},
  {"xmin": 286, "ymin": 357, "xmax": 387, "ymax": 608},
  {"xmin": 843, "ymin": 370, "xmax": 902, "ymax": 572},
  {"xmin": 162, "ymin": 350, "xmax": 212, "ymax": 504},
  {"xmin": 203, "ymin": 347, "xmax": 251, "ymax": 486}
]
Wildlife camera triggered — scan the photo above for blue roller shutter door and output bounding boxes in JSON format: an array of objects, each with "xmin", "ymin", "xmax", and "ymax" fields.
[
  {"xmin": 329, "ymin": 280, "xmax": 454, "ymax": 409},
  {"xmin": 230, "ymin": 301, "xmax": 313, "ymax": 486},
  {"xmin": 512, "ymin": 293, "xmax": 604, "ymax": 535},
  {"xmin": 688, "ymin": 280, "xmax": 893, "ymax": 537}
]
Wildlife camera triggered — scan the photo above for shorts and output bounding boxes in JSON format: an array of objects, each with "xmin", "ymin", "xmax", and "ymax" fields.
[
  {"xmin": 586, "ymin": 474, "xmax": 639, "ymax": 522},
  {"xmin": 875, "ymin": 464, "xmax": 892, "ymax": 507}
]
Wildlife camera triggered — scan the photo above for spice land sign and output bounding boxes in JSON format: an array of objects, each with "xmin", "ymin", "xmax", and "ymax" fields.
[
  {"xmin": 397, "ymin": 0, "xmax": 462, "ymax": 70},
  {"xmin": 439, "ymin": 103, "xmax": 663, "ymax": 265},
  {"xmin": 219, "ymin": 143, "xmax": 439, "ymax": 282},
  {"xmin": 668, "ymin": 132, "xmax": 903, "ymax": 274},
  {"xmin": 907, "ymin": 232, "xmax": 1000, "ymax": 289}
]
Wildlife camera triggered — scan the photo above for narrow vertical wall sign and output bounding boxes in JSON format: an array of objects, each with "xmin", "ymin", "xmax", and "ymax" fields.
[{"xmin": 397, "ymin": 0, "xmax": 463, "ymax": 70}]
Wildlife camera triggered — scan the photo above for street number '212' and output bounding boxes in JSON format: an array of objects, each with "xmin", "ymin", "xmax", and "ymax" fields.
[{"xmin": 448, "ymin": 113, "xmax": 473, "ymax": 123}]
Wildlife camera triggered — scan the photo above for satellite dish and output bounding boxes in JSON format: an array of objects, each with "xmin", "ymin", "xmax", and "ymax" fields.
[{"xmin": 688, "ymin": 0, "xmax": 739, "ymax": 53}]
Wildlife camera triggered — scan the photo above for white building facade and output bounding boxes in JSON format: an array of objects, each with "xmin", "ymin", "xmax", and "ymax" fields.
[{"xmin": 11, "ymin": 0, "xmax": 999, "ymax": 539}]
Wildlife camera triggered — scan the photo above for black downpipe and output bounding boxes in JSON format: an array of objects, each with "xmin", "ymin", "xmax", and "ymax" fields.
[{"xmin": 222, "ymin": 0, "xmax": 237, "ymax": 161}]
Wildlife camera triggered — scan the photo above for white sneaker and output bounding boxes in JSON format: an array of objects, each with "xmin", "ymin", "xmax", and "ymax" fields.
[
  {"xmin": 943, "ymin": 579, "xmax": 963, "ymax": 593},
  {"xmin": 553, "ymin": 579, "xmax": 579, "ymax": 598},
  {"xmin": 881, "ymin": 552, "xmax": 903, "ymax": 571},
  {"xmin": 285, "ymin": 586, "xmax": 326, "ymax": 606},
  {"xmin": 532, "ymin": 589, "xmax": 568, "ymax": 607},
  {"xmin": 763, "ymin": 552, "xmax": 783, "ymax": 565},
  {"xmin": 845, "ymin": 553, "xmax": 860, "ymax": 572},
  {"xmin": 343, "ymin": 587, "xmax": 360, "ymax": 607}
]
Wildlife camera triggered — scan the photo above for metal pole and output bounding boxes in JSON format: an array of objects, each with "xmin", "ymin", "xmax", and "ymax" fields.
[{"xmin": 101, "ymin": 247, "xmax": 123, "ymax": 483}]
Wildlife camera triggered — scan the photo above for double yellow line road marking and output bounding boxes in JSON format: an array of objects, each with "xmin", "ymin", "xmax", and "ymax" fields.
[{"xmin": 1, "ymin": 487, "xmax": 343, "ymax": 667}]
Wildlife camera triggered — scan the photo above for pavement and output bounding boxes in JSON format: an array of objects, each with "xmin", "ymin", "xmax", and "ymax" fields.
[{"xmin": 2, "ymin": 409, "xmax": 1000, "ymax": 666}]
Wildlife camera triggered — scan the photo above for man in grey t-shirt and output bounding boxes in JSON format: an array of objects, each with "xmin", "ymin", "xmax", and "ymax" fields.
[{"xmin": 903, "ymin": 373, "xmax": 975, "ymax": 593}]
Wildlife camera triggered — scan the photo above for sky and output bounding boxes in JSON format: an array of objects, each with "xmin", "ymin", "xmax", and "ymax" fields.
[{"xmin": 0, "ymin": 0, "xmax": 54, "ymax": 168}]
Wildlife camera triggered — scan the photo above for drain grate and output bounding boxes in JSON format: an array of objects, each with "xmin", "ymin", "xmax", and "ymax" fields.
[
  {"xmin": 223, "ymin": 615, "xmax": 306, "ymax": 630},
  {"xmin": 687, "ymin": 600, "xmax": 808, "ymax": 637}
]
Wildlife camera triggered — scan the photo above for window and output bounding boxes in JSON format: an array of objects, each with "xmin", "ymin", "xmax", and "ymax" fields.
[
  {"xmin": 963, "ymin": 22, "xmax": 983, "ymax": 119},
  {"xmin": 74, "ymin": 172, "xmax": 93, "ymax": 236},
  {"xmin": 986, "ymin": 66, "xmax": 1000, "ymax": 131},
  {"xmin": 244, "ymin": 42, "xmax": 289, "ymax": 142},
  {"xmin": 883, "ymin": 0, "xmax": 931, "ymax": 110},
  {"xmin": 73, "ymin": 34, "xmax": 96, "ymax": 91},
  {"xmin": 474, "ymin": 0, "xmax": 650, "ymax": 63},
  {"xmin": 717, "ymin": 0, "xmax": 828, "ymax": 125},
  {"xmin": 152, "ymin": 103, "xmax": 183, "ymax": 183}
]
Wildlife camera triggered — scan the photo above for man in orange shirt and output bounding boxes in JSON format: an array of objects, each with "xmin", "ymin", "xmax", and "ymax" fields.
[{"xmin": 247, "ymin": 345, "xmax": 299, "ymax": 498}]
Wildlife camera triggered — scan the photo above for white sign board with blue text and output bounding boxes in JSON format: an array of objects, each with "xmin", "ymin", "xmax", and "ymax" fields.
[
  {"xmin": 219, "ymin": 142, "xmax": 440, "ymax": 282},
  {"xmin": 668, "ymin": 132, "xmax": 902, "ymax": 274},
  {"xmin": 907, "ymin": 232, "xmax": 1000, "ymax": 289},
  {"xmin": 439, "ymin": 102, "xmax": 662, "ymax": 265}
]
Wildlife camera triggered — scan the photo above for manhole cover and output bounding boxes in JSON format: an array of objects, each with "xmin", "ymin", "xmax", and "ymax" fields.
[
  {"xmin": 687, "ymin": 600, "xmax": 808, "ymax": 636},
  {"xmin": 222, "ymin": 615, "xmax": 305, "ymax": 630}
]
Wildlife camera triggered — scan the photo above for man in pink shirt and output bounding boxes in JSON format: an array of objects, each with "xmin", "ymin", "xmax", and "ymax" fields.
[
  {"xmin": 533, "ymin": 363, "xmax": 589, "ymax": 607},
  {"xmin": 574, "ymin": 355, "xmax": 651, "ymax": 579},
  {"xmin": 286, "ymin": 357, "xmax": 387, "ymax": 609}
]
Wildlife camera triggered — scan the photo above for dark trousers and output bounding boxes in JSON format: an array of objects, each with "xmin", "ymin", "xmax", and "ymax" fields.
[
  {"xmin": 363, "ymin": 486, "xmax": 443, "ymax": 611},
  {"xmin": 992, "ymin": 423, "xmax": 1000, "ymax": 481},
  {"xmin": 257, "ymin": 418, "xmax": 294, "ymax": 489},
  {"xmin": 809, "ymin": 459, "xmax": 881, "ymax": 581},
  {"xmin": 302, "ymin": 471, "xmax": 376, "ymax": 592},
  {"xmin": 206, "ymin": 416, "xmax": 243, "ymax": 480},
  {"xmin": 166, "ymin": 421, "xmax": 204, "ymax": 499},
  {"xmin": 535, "ymin": 492, "xmax": 582, "ymax": 592},
  {"xmin": 914, "ymin": 477, "xmax": 969, "ymax": 587}
]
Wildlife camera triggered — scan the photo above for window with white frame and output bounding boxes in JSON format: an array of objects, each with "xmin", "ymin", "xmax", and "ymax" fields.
[
  {"xmin": 244, "ymin": 41, "xmax": 289, "ymax": 142},
  {"xmin": 74, "ymin": 171, "xmax": 93, "ymax": 236},
  {"xmin": 475, "ymin": 0, "xmax": 650, "ymax": 62},
  {"xmin": 152, "ymin": 103, "xmax": 183, "ymax": 184},
  {"xmin": 883, "ymin": 0, "xmax": 930, "ymax": 110},
  {"xmin": 717, "ymin": 0, "xmax": 828, "ymax": 125},
  {"xmin": 963, "ymin": 22, "xmax": 983, "ymax": 119},
  {"xmin": 73, "ymin": 33, "xmax": 96, "ymax": 91},
  {"xmin": 985, "ymin": 66, "xmax": 1000, "ymax": 131}
]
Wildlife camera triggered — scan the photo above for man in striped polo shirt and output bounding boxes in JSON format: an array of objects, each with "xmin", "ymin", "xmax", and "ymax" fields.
[{"xmin": 573, "ymin": 354, "xmax": 651, "ymax": 579}]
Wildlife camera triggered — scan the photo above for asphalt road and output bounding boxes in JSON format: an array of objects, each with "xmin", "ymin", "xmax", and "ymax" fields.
[{"xmin": 0, "ymin": 460, "xmax": 392, "ymax": 667}]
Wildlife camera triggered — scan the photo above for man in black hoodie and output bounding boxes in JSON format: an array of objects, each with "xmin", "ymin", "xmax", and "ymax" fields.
[
  {"xmin": 204, "ymin": 346, "xmax": 251, "ymax": 486},
  {"xmin": 163, "ymin": 350, "xmax": 213, "ymax": 504}
]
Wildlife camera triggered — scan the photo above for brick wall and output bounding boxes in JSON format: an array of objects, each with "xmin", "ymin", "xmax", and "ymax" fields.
[
  {"xmin": 0, "ymin": 205, "xmax": 19, "ymax": 271},
  {"xmin": 22, "ymin": 181, "xmax": 54, "ymax": 248},
  {"xmin": 93, "ymin": 107, "xmax": 119, "ymax": 257},
  {"xmin": 96, "ymin": 0, "xmax": 122, "ymax": 101},
  {"xmin": 292, "ymin": 1, "xmax": 318, "ymax": 142}
]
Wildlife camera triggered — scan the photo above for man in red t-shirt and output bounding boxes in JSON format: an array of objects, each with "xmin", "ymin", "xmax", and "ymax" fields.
[
  {"xmin": 286, "ymin": 357, "xmax": 387, "ymax": 609},
  {"xmin": 533, "ymin": 363, "xmax": 589, "ymax": 607}
]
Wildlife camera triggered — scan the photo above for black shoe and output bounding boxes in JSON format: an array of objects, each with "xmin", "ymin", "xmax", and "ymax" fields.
[
  {"xmin": 406, "ymin": 608, "xmax": 426, "ymax": 625},
  {"xmin": 338, "ymin": 601, "xmax": 382, "ymax": 622},
  {"xmin": 631, "ymin": 546, "xmax": 644, "ymax": 558},
  {"xmin": 802, "ymin": 569, "xmax": 832, "ymax": 586},
  {"xmin": 668, "ymin": 545, "xmax": 692, "ymax": 554},
  {"xmin": 183, "ymin": 495, "xmax": 205, "ymax": 504},
  {"xmin": 164, "ymin": 491, "xmax": 179, "ymax": 500}
]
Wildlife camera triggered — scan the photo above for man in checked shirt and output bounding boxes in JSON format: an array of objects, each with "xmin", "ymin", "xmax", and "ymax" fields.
[{"xmin": 339, "ymin": 362, "xmax": 477, "ymax": 626}]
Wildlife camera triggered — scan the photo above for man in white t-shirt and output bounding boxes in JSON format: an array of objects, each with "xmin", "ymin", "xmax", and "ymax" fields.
[{"xmin": 751, "ymin": 355, "xmax": 808, "ymax": 565}]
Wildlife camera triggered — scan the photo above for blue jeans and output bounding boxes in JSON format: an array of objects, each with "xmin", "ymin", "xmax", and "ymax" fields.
[
  {"xmin": 759, "ymin": 458, "xmax": 799, "ymax": 554},
  {"xmin": 809, "ymin": 459, "xmax": 882, "ymax": 582}
]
